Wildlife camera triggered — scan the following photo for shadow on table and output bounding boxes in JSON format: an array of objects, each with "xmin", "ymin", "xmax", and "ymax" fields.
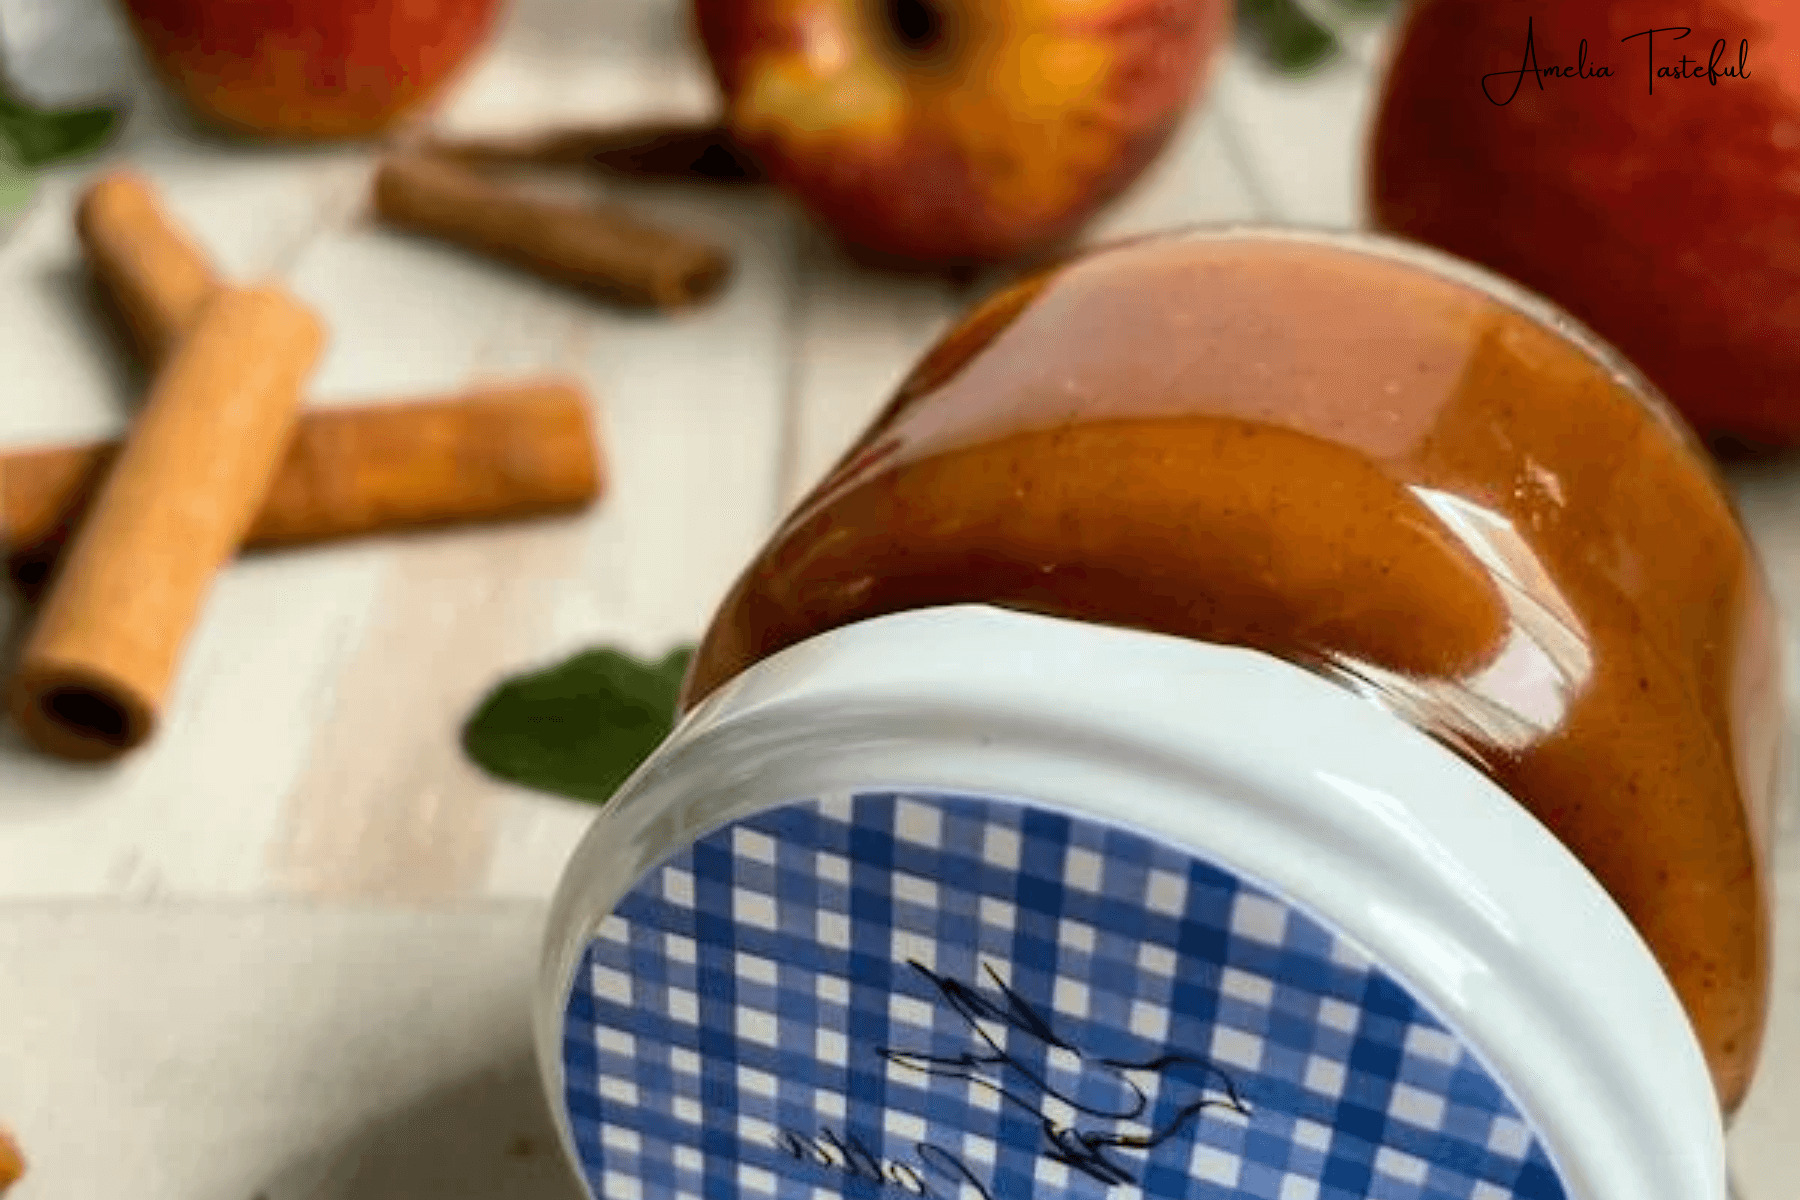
[
  {"xmin": 258, "ymin": 1053, "xmax": 586, "ymax": 1200},
  {"xmin": 37, "ymin": 263, "xmax": 148, "ymax": 395}
]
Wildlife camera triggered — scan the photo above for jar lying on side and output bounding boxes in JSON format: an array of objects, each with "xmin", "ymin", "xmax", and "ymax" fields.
[
  {"xmin": 684, "ymin": 227, "xmax": 1783, "ymax": 1113},
  {"xmin": 538, "ymin": 228, "xmax": 1782, "ymax": 1200}
]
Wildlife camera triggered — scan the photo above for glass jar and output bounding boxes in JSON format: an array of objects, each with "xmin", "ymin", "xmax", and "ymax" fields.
[{"xmin": 538, "ymin": 228, "xmax": 1782, "ymax": 1200}]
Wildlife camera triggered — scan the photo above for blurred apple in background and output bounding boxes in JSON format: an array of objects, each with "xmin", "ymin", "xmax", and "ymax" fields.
[
  {"xmin": 117, "ymin": 0, "xmax": 507, "ymax": 139},
  {"xmin": 1370, "ymin": 0, "xmax": 1800, "ymax": 448},
  {"xmin": 696, "ymin": 0, "xmax": 1232, "ymax": 266}
]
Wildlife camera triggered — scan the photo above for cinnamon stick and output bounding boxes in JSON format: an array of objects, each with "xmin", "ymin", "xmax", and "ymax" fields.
[
  {"xmin": 372, "ymin": 153, "xmax": 732, "ymax": 308},
  {"xmin": 76, "ymin": 171, "xmax": 218, "ymax": 365},
  {"xmin": 422, "ymin": 121, "xmax": 764, "ymax": 182},
  {"xmin": 3, "ymin": 382, "xmax": 602, "ymax": 595},
  {"xmin": 8, "ymin": 286, "xmax": 324, "ymax": 760},
  {"xmin": 0, "ymin": 1126, "xmax": 22, "ymax": 1195}
]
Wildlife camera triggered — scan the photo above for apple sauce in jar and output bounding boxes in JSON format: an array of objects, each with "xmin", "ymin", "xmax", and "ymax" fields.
[{"xmin": 683, "ymin": 228, "xmax": 1782, "ymax": 1115}]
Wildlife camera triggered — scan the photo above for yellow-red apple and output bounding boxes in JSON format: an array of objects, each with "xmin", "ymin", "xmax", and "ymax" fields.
[
  {"xmin": 118, "ymin": 0, "xmax": 507, "ymax": 140},
  {"xmin": 695, "ymin": 0, "xmax": 1231, "ymax": 265},
  {"xmin": 1370, "ymin": 0, "xmax": 1800, "ymax": 447}
]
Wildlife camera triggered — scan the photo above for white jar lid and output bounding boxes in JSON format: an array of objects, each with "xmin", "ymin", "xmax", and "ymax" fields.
[{"xmin": 536, "ymin": 605, "xmax": 1725, "ymax": 1200}]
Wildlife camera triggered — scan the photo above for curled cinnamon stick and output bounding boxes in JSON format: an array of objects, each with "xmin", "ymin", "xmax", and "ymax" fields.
[
  {"xmin": 423, "ymin": 121, "xmax": 764, "ymax": 182},
  {"xmin": 8, "ymin": 286, "xmax": 324, "ymax": 759},
  {"xmin": 76, "ymin": 171, "xmax": 218, "ymax": 365},
  {"xmin": 3, "ymin": 382, "xmax": 602, "ymax": 595},
  {"xmin": 372, "ymin": 153, "xmax": 732, "ymax": 309}
]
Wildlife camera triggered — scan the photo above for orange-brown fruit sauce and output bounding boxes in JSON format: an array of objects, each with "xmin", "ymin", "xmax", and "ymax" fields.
[{"xmin": 684, "ymin": 230, "xmax": 1781, "ymax": 1115}]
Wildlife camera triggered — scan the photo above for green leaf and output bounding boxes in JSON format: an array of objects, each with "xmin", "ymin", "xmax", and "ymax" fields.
[
  {"xmin": 1238, "ymin": 0, "xmax": 1340, "ymax": 74},
  {"xmin": 462, "ymin": 644, "xmax": 695, "ymax": 804},
  {"xmin": 1236, "ymin": 0, "xmax": 1406, "ymax": 72},
  {"xmin": 0, "ymin": 93, "xmax": 120, "ymax": 168},
  {"xmin": 0, "ymin": 136, "xmax": 37, "ymax": 222}
]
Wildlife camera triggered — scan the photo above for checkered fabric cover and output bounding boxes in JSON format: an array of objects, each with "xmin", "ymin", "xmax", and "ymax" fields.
[{"xmin": 560, "ymin": 791, "xmax": 1567, "ymax": 1200}]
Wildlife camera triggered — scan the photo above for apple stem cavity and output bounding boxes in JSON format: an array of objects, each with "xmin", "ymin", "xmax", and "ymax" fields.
[{"xmin": 885, "ymin": 0, "xmax": 948, "ymax": 60}]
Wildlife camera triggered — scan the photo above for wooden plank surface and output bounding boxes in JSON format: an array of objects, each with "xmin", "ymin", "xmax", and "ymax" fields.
[
  {"xmin": 0, "ymin": 901, "xmax": 563, "ymax": 1200},
  {"xmin": 0, "ymin": 0, "xmax": 798, "ymax": 900}
]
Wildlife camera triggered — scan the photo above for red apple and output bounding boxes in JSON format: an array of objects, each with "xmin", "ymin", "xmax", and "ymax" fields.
[
  {"xmin": 694, "ymin": 0, "xmax": 1231, "ymax": 266},
  {"xmin": 1370, "ymin": 0, "xmax": 1800, "ymax": 446},
  {"xmin": 118, "ymin": 0, "xmax": 507, "ymax": 140}
]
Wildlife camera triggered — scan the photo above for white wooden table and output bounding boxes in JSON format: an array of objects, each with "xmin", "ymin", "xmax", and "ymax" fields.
[{"xmin": 0, "ymin": 0, "xmax": 1794, "ymax": 1195}]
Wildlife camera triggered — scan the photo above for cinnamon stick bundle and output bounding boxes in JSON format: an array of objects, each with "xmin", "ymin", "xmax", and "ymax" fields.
[
  {"xmin": 9, "ymin": 286, "xmax": 324, "ymax": 759},
  {"xmin": 373, "ymin": 153, "xmax": 731, "ymax": 309},
  {"xmin": 8, "ymin": 172, "xmax": 604, "ymax": 592}
]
